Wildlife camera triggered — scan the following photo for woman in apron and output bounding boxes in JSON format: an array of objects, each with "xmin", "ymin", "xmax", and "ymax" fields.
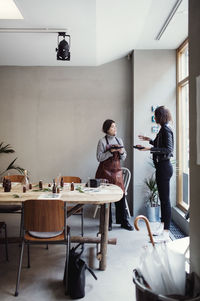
[{"xmin": 95, "ymin": 119, "xmax": 133, "ymax": 231}]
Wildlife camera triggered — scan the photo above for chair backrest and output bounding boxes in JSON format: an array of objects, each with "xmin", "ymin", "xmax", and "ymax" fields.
[
  {"xmin": 23, "ymin": 199, "xmax": 65, "ymax": 232},
  {"xmin": 61, "ymin": 176, "xmax": 81, "ymax": 183},
  {"xmin": 121, "ymin": 167, "xmax": 131, "ymax": 194},
  {"xmin": 4, "ymin": 174, "xmax": 25, "ymax": 183}
]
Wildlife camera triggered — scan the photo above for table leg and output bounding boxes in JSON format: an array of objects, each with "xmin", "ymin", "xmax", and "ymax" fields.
[{"xmin": 99, "ymin": 203, "xmax": 109, "ymax": 270}]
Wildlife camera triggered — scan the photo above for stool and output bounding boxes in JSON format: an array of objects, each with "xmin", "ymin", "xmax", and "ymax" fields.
[{"xmin": 0, "ymin": 222, "xmax": 8, "ymax": 261}]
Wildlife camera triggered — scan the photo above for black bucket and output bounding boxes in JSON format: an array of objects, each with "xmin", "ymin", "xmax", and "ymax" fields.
[{"xmin": 133, "ymin": 269, "xmax": 200, "ymax": 301}]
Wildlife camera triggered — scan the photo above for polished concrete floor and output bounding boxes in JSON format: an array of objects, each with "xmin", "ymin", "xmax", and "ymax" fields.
[{"xmin": 0, "ymin": 213, "xmax": 164, "ymax": 301}]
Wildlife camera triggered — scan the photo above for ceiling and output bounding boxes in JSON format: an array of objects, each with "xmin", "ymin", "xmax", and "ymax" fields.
[{"xmin": 0, "ymin": 0, "xmax": 188, "ymax": 66}]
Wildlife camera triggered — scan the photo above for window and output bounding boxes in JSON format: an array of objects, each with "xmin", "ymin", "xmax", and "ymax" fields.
[{"xmin": 177, "ymin": 39, "xmax": 189, "ymax": 211}]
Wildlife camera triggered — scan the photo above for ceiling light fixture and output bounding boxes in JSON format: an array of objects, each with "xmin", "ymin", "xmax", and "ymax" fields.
[
  {"xmin": 155, "ymin": 0, "xmax": 183, "ymax": 40},
  {"xmin": 0, "ymin": 28, "xmax": 71, "ymax": 61},
  {"xmin": 56, "ymin": 32, "xmax": 71, "ymax": 61}
]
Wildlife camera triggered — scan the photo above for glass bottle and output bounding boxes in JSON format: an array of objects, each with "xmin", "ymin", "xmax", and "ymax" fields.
[
  {"xmin": 39, "ymin": 180, "xmax": 43, "ymax": 190},
  {"xmin": 24, "ymin": 170, "xmax": 29, "ymax": 190},
  {"xmin": 60, "ymin": 177, "xmax": 64, "ymax": 188},
  {"xmin": 71, "ymin": 182, "xmax": 74, "ymax": 191},
  {"xmin": 2, "ymin": 177, "xmax": 6, "ymax": 188},
  {"xmin": 52, "ymin": 179, "xmax": 56, "ymax": 193}
]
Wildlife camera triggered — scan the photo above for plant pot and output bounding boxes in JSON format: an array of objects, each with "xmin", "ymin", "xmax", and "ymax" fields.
[{"xmin": 146, "ymin": 205, "xmax": 160, "ymax": 222}]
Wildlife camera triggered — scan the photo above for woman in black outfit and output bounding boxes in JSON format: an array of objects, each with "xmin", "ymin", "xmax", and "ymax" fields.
[{"xmin": 136, "ymin": 106, "xmax": 174, "ymax": 242}]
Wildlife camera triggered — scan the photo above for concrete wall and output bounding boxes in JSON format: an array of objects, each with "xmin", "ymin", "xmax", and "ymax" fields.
[
  {"xmin": 189, "ymin": 0, "xmax": 200, "ymax": 276},
  {"xmin": 133, "ymin": 50, "xmax": 176, "ymax": 217},
  {"xmin": 0, "ymin": 58, "xmax": 133, "ymax": 224}
]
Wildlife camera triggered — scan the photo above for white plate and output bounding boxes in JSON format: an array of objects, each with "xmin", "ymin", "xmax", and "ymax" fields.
[{"xmin": 38, "ymin": 193, "xmax": 61, "ymax": 199}]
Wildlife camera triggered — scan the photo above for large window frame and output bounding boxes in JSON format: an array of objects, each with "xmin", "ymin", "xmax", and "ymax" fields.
[{"xmin": 176, "ymin": 39, "xmax": 189, "ymax": 212}]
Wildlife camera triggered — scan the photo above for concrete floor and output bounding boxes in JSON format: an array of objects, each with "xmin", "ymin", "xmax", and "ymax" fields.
[{"xmin": 0, "ymin": 214, "xmax": 161, "ymax": 301}]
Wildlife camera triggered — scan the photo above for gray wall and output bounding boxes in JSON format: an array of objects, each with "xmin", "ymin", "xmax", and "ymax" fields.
[
  {"xmin": 0, "ymin": 58, "xmax": 133, "ymax": 224},
  {"xmin": 133, "ymin": 50, "xmax": 176, "ymax": 217},
  {"xmin": 189, "ymin": 0, "xmax": 200, "ymax": 277}
]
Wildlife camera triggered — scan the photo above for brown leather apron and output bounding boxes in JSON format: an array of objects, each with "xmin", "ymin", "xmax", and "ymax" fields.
[{"xmin": 95, "ymin": 136, "xmax": 124, "ymax": 192}]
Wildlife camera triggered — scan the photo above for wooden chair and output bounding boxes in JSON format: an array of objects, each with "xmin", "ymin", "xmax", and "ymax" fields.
[
  {"xmin": 15, "ymin": 199, "xmax": 70, "ymax": 297},
  {"xmin": 0, "ymin": 221, "xmax": 8, "ymax": 261},
  {"xmin": 1, "ymin": 175, "xmax": 25, "ymax": 238},
  {"xmin": 0, "ymin": 174, "xmax": 24, "ymax": 213},
  {"xmin": 61, "ymin": 176, "xmax": 84, "ymax": 237},
  {"xmin": 4, "ymin": 174, "xmax": 25, "ymax": 183}
]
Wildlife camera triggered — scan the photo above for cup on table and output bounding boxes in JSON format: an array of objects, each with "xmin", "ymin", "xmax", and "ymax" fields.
[
  {"xmin": 100, "ymin": 179, "xmax": 109, "ymax": 187},
  {"xmin": 64, "ymin": 183, "xmax": 70, "ymax": 191}
]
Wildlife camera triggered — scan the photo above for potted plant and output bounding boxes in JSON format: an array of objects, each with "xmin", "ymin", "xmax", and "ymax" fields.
[
  {"xmin": 0, "ymin": 142, "xmax": 24, "ymax": 179},
  {"xmin": 144, "ymin": 173, "xmax": 160, "ymax": 222}
]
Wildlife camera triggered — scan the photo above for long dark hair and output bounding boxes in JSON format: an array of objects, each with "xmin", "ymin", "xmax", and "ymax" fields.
[
  {"xmin": 154, "ymin": 106, "xmax": 172, "ymax": 126},
  {"xmin": 102, "ymin": 119, "xmax": 115, "ymax": 134}
]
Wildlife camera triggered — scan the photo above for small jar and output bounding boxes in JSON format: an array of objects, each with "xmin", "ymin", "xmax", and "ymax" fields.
[
  {"xmin": 71, "ymin": 182, "xmax": 74, "ymax": 191},
  {"xmin": 4, "ymin": 179, "xmax": 11, "ymax": 192},
  {"xmin": 56, "ymin": 186, "xmax": 60, "ymax": 193},
  {"xmin": 23, "ymin": 186, "xmax": 26, "ymax": 193},
  {"xmin": 29, "ymin": 183, "xmax": 32, "ymax": 189}
]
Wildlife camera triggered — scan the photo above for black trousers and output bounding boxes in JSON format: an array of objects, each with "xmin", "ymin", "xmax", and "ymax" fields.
[
  {"xmin": 109, "ymin": 194, "xmax": 127, "ymax": 226},
  {"xmin": 155, "ymin": 160, "xmax": 173, "ymax": 230}
]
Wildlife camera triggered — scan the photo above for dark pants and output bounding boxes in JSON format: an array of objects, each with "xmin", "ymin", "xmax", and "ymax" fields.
[
  {"xmin": 155, "ymin": 160, "xmax": 173, "ymax": 230},
  {"xmin": 109, "ymin": 194, "xmax": 127, "ymax": 226}
]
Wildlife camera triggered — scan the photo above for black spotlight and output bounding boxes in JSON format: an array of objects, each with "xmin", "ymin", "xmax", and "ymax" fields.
[{"xmin": 56, "ymin": 32, "xmax": 71, "ymax": 61}]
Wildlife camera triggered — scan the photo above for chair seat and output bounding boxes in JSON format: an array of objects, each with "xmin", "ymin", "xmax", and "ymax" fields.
[
  {"xmin": 28, "ymin": 230, "xmax": 63, "ymax": 238},
  {"xmin": 25, "ymin": 231, "xmax": 65, "ymax": 242},
  {"xmin": 0, "ymin": 205, "xmax": 22, "ymax": 213}
]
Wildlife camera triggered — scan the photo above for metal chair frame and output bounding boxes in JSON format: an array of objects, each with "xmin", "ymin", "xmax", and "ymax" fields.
[
  {"xmin": 93, "ymin": 167, "xmax": 131, "ymax": 218},
  {"xmin": 121, "ymin": 167, "xmax": 131, "ymax": 218},
  {"xmin": 61, "ymin": 176, "xmax": 84, "ymax": 237},
  {"xmin": 0, "ymin": 221, "xmax": 8, "ymax": 261}
]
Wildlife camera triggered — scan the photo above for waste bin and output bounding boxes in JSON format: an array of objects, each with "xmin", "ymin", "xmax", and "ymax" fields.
[{"xmin": 133, "ymin": 269, "xmax": 200, "ymax": 301}]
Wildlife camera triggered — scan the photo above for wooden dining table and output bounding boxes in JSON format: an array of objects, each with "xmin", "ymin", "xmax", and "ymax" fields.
[{"xmin": 0, "ymin": 182, "xmax": 123, "ymax": 270}]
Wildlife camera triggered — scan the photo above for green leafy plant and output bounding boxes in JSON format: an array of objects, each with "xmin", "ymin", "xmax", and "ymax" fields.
[
  {"xmin": 144, "ymin": 174, "xmax": 159, "ymax": 207},
  {"xmin": 13, "ymin": 194, "xmax": 20, "ymax": 198},
  {"xmin": 76, "ymin": 186, "xmax": 84, "ymax": 193},
  {"xmin": 0, "ymin": 142, "xmax": 24, "ymax": 177}
]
